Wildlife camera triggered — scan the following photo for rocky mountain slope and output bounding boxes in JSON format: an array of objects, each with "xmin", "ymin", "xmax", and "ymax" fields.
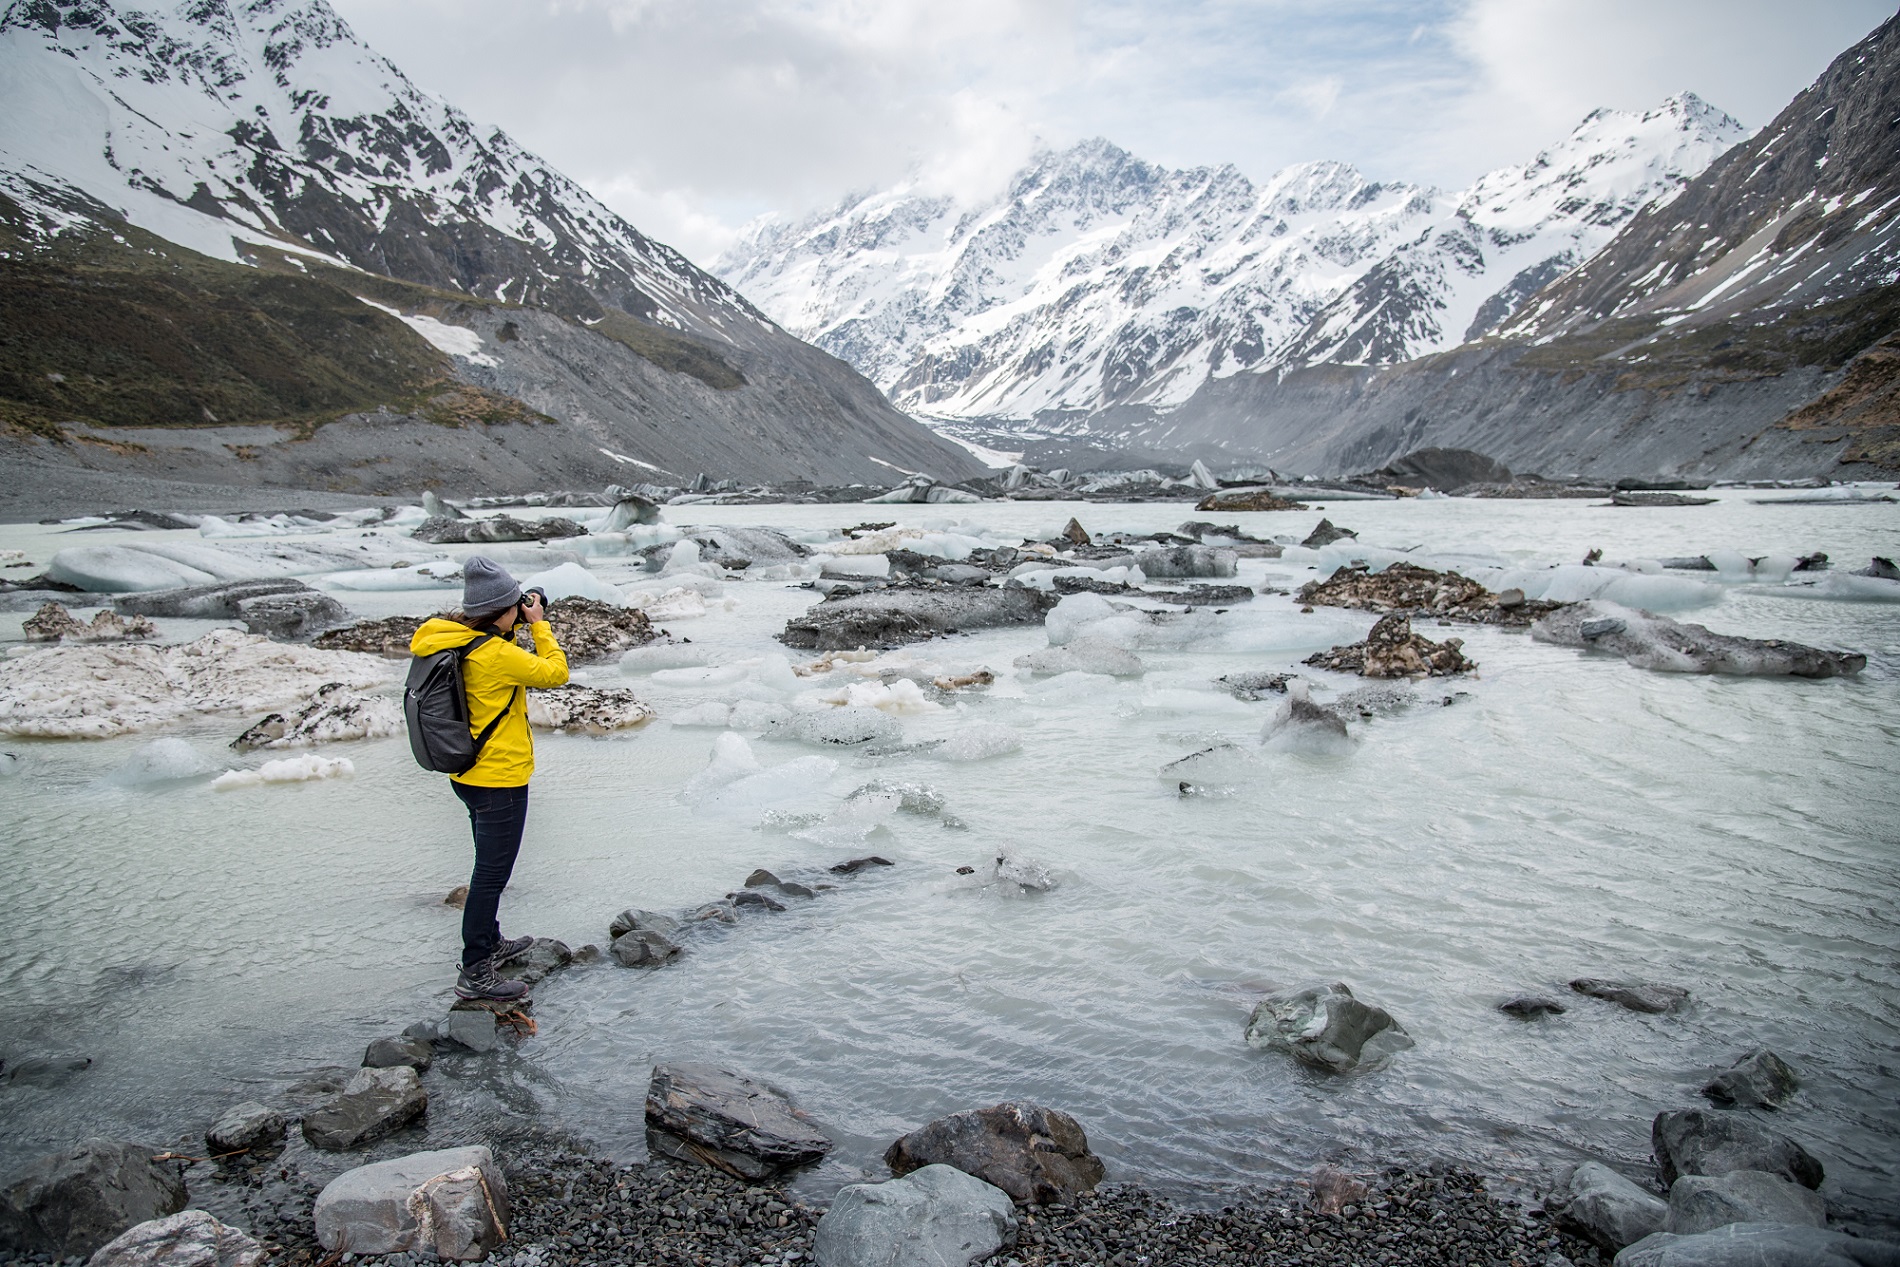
[
  {"xmin": 1128, "ymin": 11, "xmax": 1900, "ymax": 479},
  {"xmin": 0, "ymin": 0, "xmax": 982, "ymax": 494},
  {"xmin": 715, "ymin": 98, "xmax": 1745, "ymax": 440}
]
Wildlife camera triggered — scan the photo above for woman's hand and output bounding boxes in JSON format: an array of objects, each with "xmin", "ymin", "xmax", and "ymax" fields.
[{"xmin": 519, "ymin": 593, "xmax": 546, "ymax": 623}]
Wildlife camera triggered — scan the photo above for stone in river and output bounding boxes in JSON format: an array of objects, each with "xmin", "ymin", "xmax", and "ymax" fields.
[
  {"xmin": 813, "ymin": 1164, "xmax": 1018, "ymax": 1267},
  {"xmin": 313, "ymin": 1145, "xmax": 509, "ymax": 1261},
  {"xmin": 1615, "ymin": 1223, "xmax": 1898, "ymax": 1267},
  {"xmin": 831, "ymin": 856, "xmax": 895, "ymax": 874},
  {"xmin": 2, "ymin": 1054, "xmax": 91, "ymax": 1087},
  {"xmin": 609, "ymin": 908, "xmax": 682, "ymax": 939},
  {"xmin": 362, "ymin": 1037, "xmax": 434, "ymax": 1072},
  {"xmin": 1544, "ymin": 1161, "xmax": 1666, "ymax": 1252},
  {"xmin": 1651, "ymin": 1108, "xmax": 1824, "ymax": 1190},
  {"xmin": 1301, "ymin": 518, "xmax": 1358, "ymax": 547},
  {"xmin": 779, "ymin": 585, "xmax": 1057, "ymax": 651},
  {"xmin": 497, "ymin": 936, "xmax": 573, "ymax": 986},
  {"xmin": 1534, "ymin": 601, "xmax": 1864, "ymax": 678},
  {"xmin": 301, "ymin": 1067, "xmax": 428, "ymax": 1151},
  {"xmin": 1499, "ymin": 996, "xmax": 1567, "ymax": 1019},
  {"xmin": 1244, "ymin": 982, "xmax": 1413, "ymax": 1073},
  {"xmin": 644, "ymin": 1063, "xmax": 832, "ymax": 1180},
  {"xmin": 1570, "ymin": 978, "xmax": 1689, "ymax": 1013},
  {"xmin": 610, "ymin": 928, "xmax": 682, "ymax": 968},
  {"xmin": 1703, "ymin": 1048, "xmax": 1799, "ymax": 1109},
  {"xmin": 1666, "ymin": 1170, "xmax": 1827, "ymax": 1235},
  {"xmin": 88, "ymin": 1209, "xmax": 264, "ymax": 1267},
  {"xmin": 884, "ymin": 1102, "xmax": 1104, "ymax": 1205},
  {"xmin": 1303, "ymin": 612, "xmax": 1472, "ymax": 678},
  {"xmin": 730, "ymin": 890, "xmax": 787, "ymax": 911},
  {"xmin": 205, "ymin": 1103, "xmax": 286, "ymax": 1154},
  {"xmin": 439, "ymin": 1009, "xmax": 499, "ymax": 1052},
  {"xmin": 0, "ymin": 1138, "xmax": 188, "ymax": 1258}
]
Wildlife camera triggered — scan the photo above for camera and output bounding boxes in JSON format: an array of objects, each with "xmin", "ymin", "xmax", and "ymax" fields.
[{"xmin": 519, "ymin": 586, "xmax": 550, "ymax": 617}]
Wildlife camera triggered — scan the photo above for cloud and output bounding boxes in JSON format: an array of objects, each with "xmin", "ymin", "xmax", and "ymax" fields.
[{"xmin": 329, "ymin": 0, "xmax": 1895, "ymax": 264}]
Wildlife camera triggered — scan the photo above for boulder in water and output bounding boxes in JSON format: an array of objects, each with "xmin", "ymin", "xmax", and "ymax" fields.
[
  {"xmin": 300, "ymin": 1067, "xmax": 427, "ymax": 1151},
  {"xmin": 87, "ymin": 1210, "xmax": 264, "ymax": 1267},
  {"xmin": 1304, "ymin": 613, "xmax": 1472, "ymax": 678},
  {"xmin": 780, "ymin": 585, "xmax": 1058, "ymax": 651},
  {"xmin": 1703, "ymin": 1048, "xmax": 1800, "ymax": 1109},
  {"xmin": 362, "ymin": 1037, "xmax": 435, "ymax": 1072},
  {"xmin": 1570, "ymin": 978, "xmax": 1689, "ymax": 1013},
  {"xmin": 813, "ymin": 1164, "xmax": 1018, "ymax": 1267},
  {"xmin": 1614, "ymin": 1223, "xmax": 1897, "ymax": 1267},
  {"xmin": 1652, "ymin": 1108, "xmax": 1824, "ymax": 1190},
  {"xmin": 1244, "ymin": 981, "xmax": 1413, "ymax": 1073},
  {"xmin": 0, "ymin": 1138, "xmax": 188, "ymax": 1258},
  {"xmin": 610, "ymin": 928, "xmax": 682, "ymax": 968},
  {"xmin": 644, "ymin": 1064, "xmax": 832, "ymax": 1180},
  {"xmin": 1301, "ymin": 518, "xmax": 1358, "ymax": 547},
  {"xmin": 313, "ymin": 1145, "xmax": 509, "ymax": 1261},
  {"xmin": 1545, "ymin": 1161, "xmax": 1667, "ymax": 1252},
  {"xmin": 205, "ymin": 1102, "xmax": 286, "ymax": 1154},
  {"xmin": 2, "ymin": 1054, "xmax": 91, "ymax": 1087},
  {"xmin": 439, "ymin": 1009, "xmax": 498, "ymax": 1053},
  {"xmin": 1499, "ymin": 995, "xmax": 1567, "ymax": 1019},
  {"xmin": 1666, "ymin": 1170, "xmax": 1827, "ymax": 1234},
  {"xmin": 1534, "ymin": 601, "xmax": 1865, "ymax": 677},
  {"xmin": 609, "ymin": 908, "xmax": 682, "ymax": 939},
  {"xmin": 884, "ymin": 1102, "xmax": 1104, "ymax": 1205}
]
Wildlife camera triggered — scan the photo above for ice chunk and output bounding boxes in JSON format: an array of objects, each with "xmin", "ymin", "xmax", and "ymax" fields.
[
  {"xmin": 212, "ymin": 753, "xmax": 354, "ymax": 788},
  {"xmin": 814, "ymin": 553, "xmax": 891, "ymax": 578},
  {"xmin": 729, "ymin": 700, "xmax": 795, "ymax": 731},
  {"xmin": 682, "ymin": 731, "xmax": 761, "ymax": 804},
  {"xmin": 523, "ymin": 561, "xmax": 622, "ymax": 604},
  {"xmin": 100, "ymin": 738, "xmax": 219, "ymax": 786},
  {"xmin": 1262, "ymin": 688, "xmax": 1353, "ymax": 756},
  {"xmin": 1758, "ymin": 573, "xmax": 1900, "ymax": 603},
  {"xmin": 635, "ymin": 588, "xmax": 710, "ymax": 619},
  {"xmin": 1044, "ymin": 593, "xmax": 1120, "ymax": 644},
  {"xmin": 659, "ymin": 540, "xmax": 702, "ymax": 573},
  {"xmin": 651, "ymin": 664, "xmax": 751, "ymax": 689},
  {"xmin": 768, "ymin": 707, "xmax": 903, "ymax": 747},
  {"xmin": 790, "ymin": 793, "xmax": 899, "ymax": 845},
  {"xmin": 993, "ymin": 850, "xmax": 1057, "ymax": 892},
  {"xmin": 1532, "ymin": 600, "xmax": 1866, "ymax": 677},
  {"xmin": 670, "ymin": 702, "xmax": 735, "ymax": 727},
  {"xmin": 936, "ymin": 723, "xmax": 1023, "ymax": 761},
  {"xmin": 620, "ymin": 643, "xmax": 711, "ymax": 673},
  {"xmin": 1014, "ymin": 638, "xmax": 1146, "ymax": 677},
  {"xmin": 704, "ymin": 755, "xmax": 839, "ymax": 816},
  {"xmin": 47, "ymin": 545, "xmax": 218, "ymax": 592},
  {"xmin": 1159, "ymin": 743, "xmax": 1259, "ymax": 794},
  {"xmin": 325, "ymin": 561, "xmax": 464, "ymax": 590},
  {"xmin": 813, "ymin": 679, "xmax": 937, "ymax": 715}
]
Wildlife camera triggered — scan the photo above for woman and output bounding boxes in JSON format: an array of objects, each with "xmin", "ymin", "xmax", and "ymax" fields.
[{"xmin": 410, "ymin": 556, "xmax": 569, "ymax": 1002}]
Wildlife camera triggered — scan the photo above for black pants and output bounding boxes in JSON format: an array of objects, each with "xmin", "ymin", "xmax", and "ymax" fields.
[{"xmin": 452, "ymin": 781, "xmax": 529, "ymax": 968}]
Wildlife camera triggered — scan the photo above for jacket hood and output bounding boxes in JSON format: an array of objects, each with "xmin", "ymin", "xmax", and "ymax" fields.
[{"xmin": 411, "ymin": 617, "xmax": 490, "ymax": 657}]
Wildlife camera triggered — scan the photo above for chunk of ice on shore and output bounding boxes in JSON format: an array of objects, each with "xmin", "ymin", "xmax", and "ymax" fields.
[
  {"xmin": 212, "ymin": 753, "xmax": 354, "ymax": 788},
  {"xmin": 523, "ymin": 561, "xmax": 621, "ymax": 604},
  {"xmin": 47, "ymin": 546, "xmax": 218, "ymax": 592},
  {"xmin": 101, "ymin": 738, "xmax": 219, "ymax": 786}
]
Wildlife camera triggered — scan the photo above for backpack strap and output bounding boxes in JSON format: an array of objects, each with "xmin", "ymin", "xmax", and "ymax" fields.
[{"xmin": 458, "ymin": 632, "xmax": 524, "ymax": 760}]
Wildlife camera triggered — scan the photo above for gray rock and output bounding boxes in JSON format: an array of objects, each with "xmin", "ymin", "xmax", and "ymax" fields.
[
  {"xmin": 0, "ymin": 1138, "xmax": 187, "ymax": 1258},
  {"xmin": 813, "ymin": 1164, "xmax": 1018, "ymax": 1267},
  {"xmin": 115, "ymin": 579, "xmax": 308, "ymax": 620},
  {"xmin": 1667, "ymin": 1172, "xmax": 1827, "ymax": 1235},
  {"xmin": 609, "ymin": 908, "xmax": 683, "ymax": 939},
  {"xmin": 411, "ymin": 514, "xmax": 585, "ymax": 544},
  {"xmin": 1547, "ymin": 1162, "xmax": 1668, "ymax": 1252},
  {"xmin": 780, "ymin": 585, "xmax": 1059, "ymax": 651},
  {"xmin": 884, "ymin": 1104, "xmax": 1104, "ymax": 1206},
  {"xmin": 1244, "ymin": 982, "xmax": 1414, "ymax": 1073},
  {"xmin": 610, "ymin": 928, "xmax": 683, "ymax": 968},
  {"xmin": 1499, "ymin": 996, "xmax": 1567, "ymax": 1019},
  {"xmin": 2, "ymin": 1054, "xmax": 91, "ymax": 1087},
  {"xmin": 1571, "ymin": 978, "xmax": 1690, "ymax": 1013},
  {"xmin": 87, "ymin": 1209, "xmax": 264, "ymax": 1267},
  {"xmin": 1653, "ymin": 1109, "xmax": 1824, "ymax": 1190},
  {"xmin": 362, "ymin": 1037, "xmax": 434, "ymax": 1072},
  {"xmin": 497, "ymin": 936, "xmax": 573, "ymax": 985},
  {"xmin": 1614, "ymin": 1224, "xmax": 1900, "ymax": 1267},
  {"xmin": 421, "ymin": 491, "xmax": 466, "ymax": 520},
  {"xmin": 440, "ymin": 1009, "xmax": 499, "ymax": 1053},
  {"xmin": 1128, "ymin": 545, "xmax": 1238, "ymax": 579},
  {"xmin": 300, "ymin": 1067, "xmax": 428, "ymax": 1151},
  {"xmin": 1534, "ymin": 601, "xmax": 1865, "ymax": 678},
  {"xmin": 1854, "ymin": 557, "xmax": 1899, "ymax": 581},
  {"xmin": 204, "ymin": 1103, "xmax": 285, "ymax": 1155},
  {"xmin": 644, "ymin": 1063, "xmax": 832, "ymax": 1180},
  {"xmin": 313, "ymin": 1146, "xmax": 509, "ymax": 1262},
  {"xmin": 402, "ymin": 1020, "xmax": 441, "ymax": 1044},
  {"xmin": 831, "ymin": 856, "xmax": 896, "ymax": 874},
  {"xmin": 232, "ymin": 590, "xmax": 348, "ymax": 638},
  {"xmin": 730, "ymin": 890, "xmax": 787, "ymax": 911},
  {"xmin": 1704, "ymin": 1049, "xmax": 1800, "ymax": 1109},
  {"xmin": 1302, "ymin": 519, "xmax": 1358, "ymax": 548}
]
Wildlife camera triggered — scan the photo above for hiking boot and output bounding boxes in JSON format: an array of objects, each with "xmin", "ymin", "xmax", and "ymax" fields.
[
  {"xmin": 456, "ymin": 958, "xmax": 530, "ymax": 1003},
  {"xmin": 491, "ymin": 934, "xmax": 535, "ymax": 967}
]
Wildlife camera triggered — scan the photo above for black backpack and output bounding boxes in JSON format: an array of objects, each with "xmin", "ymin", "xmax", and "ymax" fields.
[{"xmin": 403, "ymin": 632, "xmax": 523, "ymax": 774}]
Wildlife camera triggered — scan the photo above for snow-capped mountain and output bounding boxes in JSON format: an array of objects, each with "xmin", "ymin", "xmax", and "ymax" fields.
[
  {"xmin": 0, "ymin": 0, "xmax": 750, "ymax": 336},
  {"xmin": 716, "ymin": 98, "xmax": 1747, "ymax": 431}
]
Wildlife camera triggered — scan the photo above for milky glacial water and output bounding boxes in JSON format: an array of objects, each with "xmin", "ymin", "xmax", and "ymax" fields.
[{"xmin": 2, "ymin": 495, "xmax": 1897, "ymax": 1225}]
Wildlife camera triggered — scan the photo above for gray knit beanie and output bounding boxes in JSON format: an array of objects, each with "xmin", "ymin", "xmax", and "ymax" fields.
[{"xmin": 461, "ymin": 555, "xmax": 522, "ymax": 620}]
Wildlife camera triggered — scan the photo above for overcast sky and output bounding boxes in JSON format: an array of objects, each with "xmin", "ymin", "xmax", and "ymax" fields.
[{"xmin": 329, "ymin": 0, "xmax": 1894, "ymax": 267}]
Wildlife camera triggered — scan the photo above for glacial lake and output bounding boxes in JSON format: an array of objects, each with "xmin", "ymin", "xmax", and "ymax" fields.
[{"xmin": 1, "ymin": 493, "xmax": 1896, "ymax": 1226}]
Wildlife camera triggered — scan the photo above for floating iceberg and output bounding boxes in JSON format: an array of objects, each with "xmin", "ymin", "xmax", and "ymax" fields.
[
  {"xmin": 213, "ymin": 753, "xmax": 354, "ymax": 789},
  {"xmin": 935, "ymin": 723, "xmax": 1023, "ymax": 761}
]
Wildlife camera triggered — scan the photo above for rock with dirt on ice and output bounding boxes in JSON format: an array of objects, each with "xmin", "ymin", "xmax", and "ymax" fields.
[
  {"xmin": 316, "ymin": 600, "xmax": 657, "ymax": 664},
  {"xmin": 1215, "ymin": 670, "xmax": 1293, "ymax": 699},
  {"xmin": 1059, "ymin": 518, "xmax": 1091, "ymax": 545},
  {"xmin": 300, "ymin": 1066, "xmax": 428, "ymax": 1152},
  {"xmin": 1128, "ymin": 545, "xmax": 1238, "ymax": 578},
  {"xmin": 1195, "ymin": 488, "xmax": 1308, "ymax": 512},
  {"xmin": 1666, "ymin": 1170, "xmax": 1827, "ymax": 1235},
  {"xmin": 687, "ymin": 526, "xmax": 809, "ymax": 569},
  {"xmin": 1533, "ymin": 601, "xmax": 1865, "ymax": 677},
  {"xmin": 1703, "ymin": 1048, "xmax": 1800, "ymax": 1109},
  {"xmin": 313, "ymin": 1145, "xmax": 509, "ymax": 1261},
  {"xmin": 314, "ymin": 615, "xmax": 430, "ymax": 658},
  {"xmin": 411, "ymin": 514, "xmax": 585, "ymax": 544},
  {"xmin": 88, "ymin": 1210, "xmax": 265, "ymax": 1267},
  {"xmin": 527, "ymin": 685, "xmax": 654, "ymax": 733},
  {"xmin": 232, "ymin": 683, "xmax": 402, "ymax": 750},
  {"xmin": 1615, "ymin": 1223, "xmax": 1898, "ymax": 1267},
  {"xmin": 22, "ymin": 602, "xmax": 155, "ymax": 643},
  {"xmin": 813, "ymin": 1164, "xmax": 1019, "ymax": 1267},
  {"xmin": 0, "ymin": 630, "xmax": 393, "ymax": 739},
  {"xmin": 205, "ymin": 1102, "xmax": 286, "ymax": 1153},
  {"xmin": 0, "ymin": 1138, "xmax": 188, "ymax": 1258},
  {"xmin": 1298, "ymin": 562, "xmax": 1564, "ymax": 627},
  {"xmin": 884, "ymin": 1102, "xmax": 1105, "ymax": 1206},
  {"xmin": 1652, "ymin": 1108, "xmax": 1824, "ymax": 1190},
  {"xmin": 780, "ymin": 585, "xmax": 1059, "ymax": 651},
  {"xmin": 115, "ymin": 578, "xmax": 347, "ymax": 637},
  {"xmin": 1544, "ymin": 1161, "xmax": 1667, "ymax": 1252},
  {"xmin": 1301, "ymin": 518, "xmax": 1358, "ymax": 547},
  {"xmin": 1148, "ymin": 584, "xmax": 1255, "ymax": 606},
  {"xmin": 1304, "ymin": 613, "xmax": 1473, "ymax": 678},
  {"xmin": 832, "ymin": 855, "xmax": 896, "ymax": 874},
  {"xmin": 644, "ymin": 1064, "xmax": 832, "ymax": 1180},
  {"xmin": 1244, "ymin": 982, "xmax": 1413, "ymax": 1074},
  {"xmin": 1569, "ymin": 978, "xmax": 1689, "ymax": 1013}
]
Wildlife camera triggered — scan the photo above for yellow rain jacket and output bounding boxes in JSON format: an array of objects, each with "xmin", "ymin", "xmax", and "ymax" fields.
[{"xmin": 410, "ymin": 617, "xmax": 569, "ymax": 787}]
